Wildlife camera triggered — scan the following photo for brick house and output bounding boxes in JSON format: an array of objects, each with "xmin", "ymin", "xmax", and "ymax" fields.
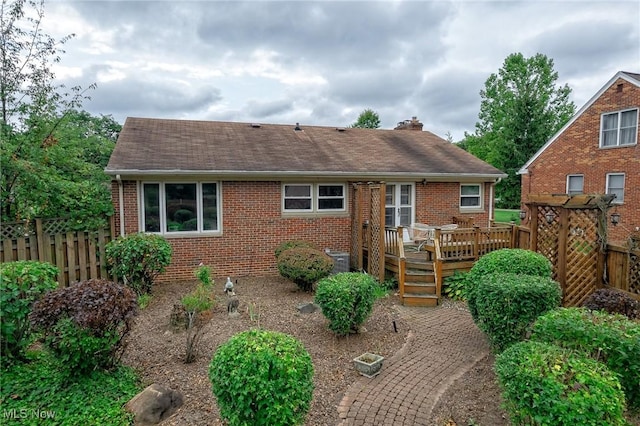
[
  {"xmin": 519, "ymin": 71, "xmax": 640, "ymax": 245},
  {"xmin": 105, "ymin": 117, "xmax": 505, "ymax": 281}
]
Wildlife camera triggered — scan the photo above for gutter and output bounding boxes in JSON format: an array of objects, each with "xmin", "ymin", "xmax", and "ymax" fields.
[{"xmin": 116, "ymin": 174, "xmax": 125, "ymax": 237}]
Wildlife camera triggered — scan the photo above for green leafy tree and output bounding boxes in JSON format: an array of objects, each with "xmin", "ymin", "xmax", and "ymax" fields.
[
  {"xmin": 460, "ymin": 53, "xmax": 576, "ymax": 208},
  {"xmin": 350, "ymin": 108, "xmax": 381, "ymax": 129},
  {"xmin": 1, "ymin": 0, "xmax": 116, "ymax": 227}
]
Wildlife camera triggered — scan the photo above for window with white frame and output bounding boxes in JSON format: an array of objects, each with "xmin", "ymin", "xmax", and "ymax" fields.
[
  {"xmin": 566, "ymin": 175, "xmax": 584, "ymax": 195},
  {"xmin": 460, "ymin": 184, "xmax": 482, "ymax": 209},
  {"xmin": 141, "ymin": 182, "xmax": 219, "ymax": 234},
  {"xmin": 606, "ymin": 173, "xmax": 625, "ymax": 203},
  {"xmin": 600, "ymin": 109, "xmax": 638, "ymax": 147},
  {"xmin": 283, "ymin": 183, "xmax": 345, "ymax": 213}
]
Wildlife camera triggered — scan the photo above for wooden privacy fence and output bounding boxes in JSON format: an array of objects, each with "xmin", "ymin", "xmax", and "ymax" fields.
[
  {"xmin": 606, "ymin": 243, "xmax": 640, "ymax": 298},
  {"xmin": 0, "ymin": 217, "xmax": 115, "ymax": 286}
]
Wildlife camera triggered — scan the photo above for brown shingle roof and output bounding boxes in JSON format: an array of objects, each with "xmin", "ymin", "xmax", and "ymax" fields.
[{"xmin": 106, "ymin": 117, "xmax": 506, "ymax": 180}]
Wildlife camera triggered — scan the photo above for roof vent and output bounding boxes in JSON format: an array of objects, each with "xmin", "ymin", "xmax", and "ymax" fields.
[
  {"xmin": 294, "ymin": 122, "xmax": 302, "ymax": 131},
  {"xmin": 336, "ymin": 127, "xmax": 346, "ymax": 132},
  {"xmin": 250, "ymin": 123, "xmax": 261, "ymax": 128}
]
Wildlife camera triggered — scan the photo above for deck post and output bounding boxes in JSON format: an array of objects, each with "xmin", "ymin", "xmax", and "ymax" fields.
[{"xmin": 473, "ymin": 226, "xmax": 480, "ymax": 260}]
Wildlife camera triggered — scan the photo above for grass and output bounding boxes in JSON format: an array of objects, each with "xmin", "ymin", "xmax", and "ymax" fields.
[
  {"xmin": 1, "ymin": 351, "xmax": 140, "ymax": 425},
  {"xmin": 494, "ymin": 208, "xmax": 521, "ymax": 225}
]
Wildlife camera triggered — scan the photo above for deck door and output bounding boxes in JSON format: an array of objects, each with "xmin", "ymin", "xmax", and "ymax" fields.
[{"xmin": 385, "ymin": 183, "xmax": 414, "ymax": 229}]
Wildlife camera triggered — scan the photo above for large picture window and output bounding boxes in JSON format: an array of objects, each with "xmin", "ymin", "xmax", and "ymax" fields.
[
  {"xmin": 600, "ymin": 109, "xmax": 638, "ymax": 147},
  {"xmin": 460, "ymin": 184, "xmax": 482, "ymax": 210},
  {"xmin": 606, "ymin": 173, "xmax": 625, "ymax": 204},
  {"xmin": 141, "ymin": 182, "xmax": 219, "ymax": 234},
  {"xmin": 283, "ymin": 183, "xmax": 345, "ymax": 213}
]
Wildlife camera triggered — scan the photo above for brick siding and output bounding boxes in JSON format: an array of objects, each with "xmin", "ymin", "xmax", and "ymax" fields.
[{"xmin": 521, "ymin": 77, "xmax": 640, "ymax": 244}]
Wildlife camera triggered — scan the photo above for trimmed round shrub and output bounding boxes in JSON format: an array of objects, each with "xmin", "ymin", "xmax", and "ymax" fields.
[
  {"xmin": 471, "ymin": 272, "xmax": 561, "ymax": 352},
  {"xmin": 209, "ymin": 329, "xmax": 314, "ymax": 426},
  {"xmin": 274, "ymin": 240, "xmax": 317, "ymax": 259},
  {"xmin": 496, "ymin": 341, "xmax": 627, "ymax": 426},
  {"xmin": 531, "ymin": 307, "xmax": 640, "ymax": 408},
  {"xmin": 315, "ymin": 272, "xmax": 378, "ymax": 336},
  {"xmin": 29, "ymin": 279, "xmax": 137, "ymax": 376},
  {"xmin": 583, "ymin": 287, "xmax": 640, "ymax": 319},
  {"xmin": 0, "ymin": 261, "xmax": 59, "ymax": 361},
  {"xmin": 105, "ymin": 232, "xmax": 172, "ymax": 295},
  {"xmin": 277, "ymin": 247, "xmax": 333, "ymax": 292},
  {"xmin": 466, "ymin": 249, "xmax": 553, "ymax": 321}
]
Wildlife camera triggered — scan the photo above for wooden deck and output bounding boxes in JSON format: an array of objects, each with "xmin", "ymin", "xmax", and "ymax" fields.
[{"xmin": 368, "ymin": 225, "xmax": 518, "ymax": 307}]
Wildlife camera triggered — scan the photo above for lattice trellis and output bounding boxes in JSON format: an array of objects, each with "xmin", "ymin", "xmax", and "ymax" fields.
[
  {"xmin": 563, "ymin": 209, "xmax": 599, "ymax": 306},
  {"xmin": 0, "ymin": 221, "xmax": 34, "ymax": 240},
  {"xmin": 367, "ymin": 183, "xmax": 385, "ymax": 282},
  {"xmin": 350, "ymin": 184, "xmax": 364, "ymax": 271},
  {"xmin": 536, "ymin": 206, "xmax": 560, "ymax": 281},
  {"xmin": 629, "ymin": 251, "xmax": 640, "ymax": 296},
  {"xmin": 42, "ymin": 218, "xmax": 75, "ymax": 234}
]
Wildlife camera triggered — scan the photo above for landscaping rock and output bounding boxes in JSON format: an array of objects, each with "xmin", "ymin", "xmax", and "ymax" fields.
[
  {"xmin": 125, "ymin": 383, "xmax": 183, "ymax": 425},
  {"xmin": 297, "ymin": 302, "xmax": 318, "ymax": 314}
]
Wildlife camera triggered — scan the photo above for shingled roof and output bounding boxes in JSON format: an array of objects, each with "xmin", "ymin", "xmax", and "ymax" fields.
[{"xmin": 106, "ymin": 117, "xmax": 506, "ymax": 181}]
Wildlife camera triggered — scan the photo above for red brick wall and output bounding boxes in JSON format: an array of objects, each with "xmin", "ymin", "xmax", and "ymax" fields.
[
  {"xmin": 111, "ymin": 179, "xmax": 496, "ymax": 281},
  {"xmin": 521, "ymin": 77, "xmax": 640, "ymax": 244}
]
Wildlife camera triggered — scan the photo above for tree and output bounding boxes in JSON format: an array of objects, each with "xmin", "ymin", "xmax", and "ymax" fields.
[
  {"xmin": 350, "ymin": 108, "xmax": 381, "ymax": 129},
  {"xmin": 461, "ymin": 53, "xmax": 576, "ymax": 208},
  {"xmin": 1, "ymin": 0, "xmax": 114, "ymax": 227}
]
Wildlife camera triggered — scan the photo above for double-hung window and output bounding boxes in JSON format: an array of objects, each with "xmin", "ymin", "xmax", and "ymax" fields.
[
  {"xmin": 142, "ymin": 182, "xmax": 220, "ymax": 234},
  {"xmin": 606, "ymin": 173, "xmax": 625, "ymax": 204},
  {"xmin": 283, "ymin": 183, "xmax": 345, "ymax": 213},
  {"xmin": 566, "ymin": 175, "xmax": 584, "ymax": 195},
  {"xmin": 460, "ymin": 184, "xmax": 482, "ymax": 210},
  {"xmin": 600, "ymin": 109, "xmax": 638, "ymax": 147}
]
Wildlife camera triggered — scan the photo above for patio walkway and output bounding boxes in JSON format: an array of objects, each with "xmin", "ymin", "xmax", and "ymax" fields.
[{"xmin": 337, "ymin": 305, "xmax": 490, "ymax": 425}]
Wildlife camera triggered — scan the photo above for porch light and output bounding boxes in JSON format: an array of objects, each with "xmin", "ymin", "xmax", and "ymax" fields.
[
  {"xmin": 545, "ymin": 211, "xmax": 555, "ymax": 224},
  {"xmin": 519, "ymin": 210, "xmax": 527, "ymax": 220},
  {"xmin": 611, "ymin": 212, "xmax": 621, "ymax": 226}
]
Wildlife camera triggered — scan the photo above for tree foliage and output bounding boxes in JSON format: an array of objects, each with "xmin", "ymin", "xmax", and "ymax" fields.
[
  {"xmin": 460, "ymin": 53, "xmax": 576, "ymax": 208},
  {"xmin": 1, "ymin": 0, "xmax": 118, "ymax": 227},
  {"xmin": 350, "ymin": 108, "xmax": 381, "ymax": 129}
]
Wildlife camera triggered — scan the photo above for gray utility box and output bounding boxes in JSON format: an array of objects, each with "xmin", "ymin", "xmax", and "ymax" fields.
[{"xmin": 327, "ymin": 251, "xmax": 350, "ymax": 274}]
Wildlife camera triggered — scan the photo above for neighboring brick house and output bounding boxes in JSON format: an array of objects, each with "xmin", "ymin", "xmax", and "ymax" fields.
[
  {"xmin": 105, "ymin": 117, "xmax": 506, "ymax": 281},
  {"xmin": 519, "ymin": 71, "xmax": 640, "ymax": 245}
]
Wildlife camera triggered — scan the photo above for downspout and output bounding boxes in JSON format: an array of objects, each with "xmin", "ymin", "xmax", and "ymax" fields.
[
  {"xmin": 489, "ymin": 178, "xmax": 502, "ymax": 226},
  {"xmin": 116, "ymin": 174, "xmax": 125, "ymax": 237}
]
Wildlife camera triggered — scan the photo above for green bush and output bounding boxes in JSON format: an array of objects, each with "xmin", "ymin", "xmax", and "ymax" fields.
[
  {"xmin": 531, "ymin": 307, "xmax": 640, "ymax": 408},
  {"xmin": 274, "ymin": 240, "xmax": 317, "ymax": 258},
  {"xmin": 209, "ymin": 329, "xmax": 314, "ymax": 426},
  {"xmin": 470, "ymin": 272, "xmax": 561, "ymax": 352},
  {"xmin": 0, "ymin": 261, "xmax": 58, "ymax": 361},
  {"xmin": 29, "ymin": 279, "xmax": 137, "ymax": 376},
  {"xmin": 466, "ymin": 249, "xmax": 552, "ymax": 321},
  {"xmin": 496, "ymin": 341, "xmax": 627, "ymax": 426},
  {"xmin": 105, "ymin": 233, "xmax": 172, "ymax": 295},
  {"xmin": 443, "ymin": 270, "xmax": 467, "ymax": 301},
  {"xmin": 315, "ymin": 272, "xmax": 378, "ymax": 336},
  {"xmin": 583, "ymin": 288, "xmax": 640, "ymax": 319},
  {"xmin": 277, "ymin": 247, "xmax": 334, "ymax": 292}
]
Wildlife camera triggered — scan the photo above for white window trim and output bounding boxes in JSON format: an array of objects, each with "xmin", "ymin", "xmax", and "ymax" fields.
[
  {"xmin": 140, "ymin": 181, "xmax": 221, "ymax": 235},
  {"xmin": 599, "ymin": 108, "xmax": 639, "ymax": 148},
  {"xmin": 566, "ymin": 174, "xmax": 584, "ymax": 195},
  {"xmin": 605, "ymin": 173, "xmax": 625, "ymax": 204},
  {"xmin": 460, "ymin": 183, "xmax": 483, "ymax": 211},
  {"xmin": 282, "ymin": 183, "xmax": 346, "ymax": 214}
]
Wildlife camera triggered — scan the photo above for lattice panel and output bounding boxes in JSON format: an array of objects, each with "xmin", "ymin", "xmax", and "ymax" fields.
[
  {"xmin": 368, "ymin": 185, "xmax": 383, "ymax": 280},
  {"xmin": 536, "ymin": 206, "xmax": 560, "ymax": 281},
  {"xmin": 629, "ymin": 252, "xmax": 640, "ymax": 296},
  {"xmin": 563, "ymin": 209, "xmax": 599, "ymax": 306},
  {"xmin": 0, "ymin": 221, "xmax": 34, "ymax": 240},
  {"xmin": 42, "ymin": 218, "xmax": 75, "ymax": 234},
  {"xmin": 350, "ymin": 184, "xmax": 363, "ymax": 271}
]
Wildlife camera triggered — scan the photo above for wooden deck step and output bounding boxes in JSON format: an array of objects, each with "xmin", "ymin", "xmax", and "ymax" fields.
[
  {"xmin": 404, "ymin": 282, "xmax": 436, "ymax": 294},
  {"xmin": 404, "ymin": 270, "xmax": 435, "ymax": 283},
  {"xmin": 402, "ymin": 294, "xmax": 439, "ymax": 307},
  {"xmin": 406, "ymin": 259, "xmax": 434, "ymax": 271}
]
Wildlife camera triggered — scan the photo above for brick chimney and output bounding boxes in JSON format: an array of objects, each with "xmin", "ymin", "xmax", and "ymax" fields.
[{"xmin": 394, "ymin": 116, "xmax": 423, "ymax": 131}]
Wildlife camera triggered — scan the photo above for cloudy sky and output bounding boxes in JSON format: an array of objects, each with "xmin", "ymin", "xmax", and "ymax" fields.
[{"xmin": 40, "ymin": 0, "xmax": 640, "ymax": 141}]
